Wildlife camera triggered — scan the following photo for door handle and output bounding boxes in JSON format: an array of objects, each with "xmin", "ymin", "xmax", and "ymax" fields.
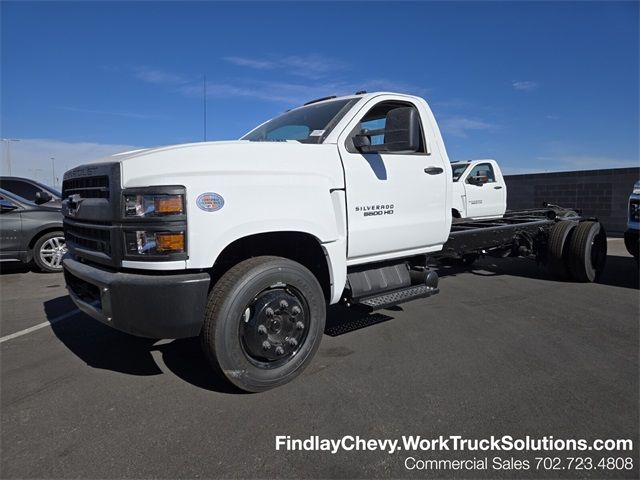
[
  {"xmin": 424, "ymin": 166, "xmax": 444, "ymax": 175},
  {"xmin": 494, "ymin": 185, "xmax": 503, "ymax": 190}
]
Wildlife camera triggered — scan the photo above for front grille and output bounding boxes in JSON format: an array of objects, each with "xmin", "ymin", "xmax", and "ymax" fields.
[
  {"xmin": 64, "ymin": 222, "xmax": 111, "ymax": 255},
  {"xmin": 631, "ymin": 199, "xmax": 639, "ymax": 222},
  {"xmin": 62, "ymin": 175, "xmax": 110, "ymax": 199}
]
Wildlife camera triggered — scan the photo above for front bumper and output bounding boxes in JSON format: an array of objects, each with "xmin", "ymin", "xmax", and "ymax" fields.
[
  {"xmin": 624, "ymin": 229, "xmax": 639, "ymax": 259},
  {"xmin": 63, "ymin": 255, "xmax": 210, "ymax": 338}
]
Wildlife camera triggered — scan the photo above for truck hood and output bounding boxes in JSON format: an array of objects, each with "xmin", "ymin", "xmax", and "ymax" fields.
[{"xmin": 104, "ymin": 140, "xmax": 345, "ymax": 190}]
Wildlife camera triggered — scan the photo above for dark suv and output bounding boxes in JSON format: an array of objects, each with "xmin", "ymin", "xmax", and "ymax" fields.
[{"xmin": 0, "ymin": 188, "xmax": 66, "ymax": 272}]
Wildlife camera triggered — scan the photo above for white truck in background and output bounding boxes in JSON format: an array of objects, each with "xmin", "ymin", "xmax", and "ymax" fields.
[
  {"xmin": 451, "ymin": 159, "xmax": 507, "ymax": 220},
  {"xmin": 61, "ymin": 91, "xmax": 607, "ymax": 392}
]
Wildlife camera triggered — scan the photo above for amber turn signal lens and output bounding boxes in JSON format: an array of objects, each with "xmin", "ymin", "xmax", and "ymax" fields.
[
  {"xmin": 155, "ymin": 232, "xmax": 185, "ymax": 253},
  {"xmin": 155, "ymin": 195, "xmax": 184, "ymax": 214}
]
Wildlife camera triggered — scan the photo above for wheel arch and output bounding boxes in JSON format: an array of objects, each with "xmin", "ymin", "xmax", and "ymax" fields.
[
  {"xmin": 210, "ymin": 231, "xmax": 334, "ymax": 301},
  {"xmin": 26, "ymin": 224, "xmax": 64, "ymax": 261}
]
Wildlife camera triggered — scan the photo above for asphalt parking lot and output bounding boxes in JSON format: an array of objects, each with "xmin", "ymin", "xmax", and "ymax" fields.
[{"xmin": 1, "ymin": 239, "xmax": 638, "ymax": 479}]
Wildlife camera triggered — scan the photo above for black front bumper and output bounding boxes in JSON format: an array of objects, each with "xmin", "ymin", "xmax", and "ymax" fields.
[{"xmin": 63, "ymin": 255, "xmax": 210, "ymax": 339}]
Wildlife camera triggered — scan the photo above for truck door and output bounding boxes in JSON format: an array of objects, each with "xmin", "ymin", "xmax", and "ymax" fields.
[
  {"xmin": 338, "ymin": 99, "xmax": 448, "ymax": 261},
  {"xmin": 464, "ymin": 162, "xmax": 505, "ymax": 218}
]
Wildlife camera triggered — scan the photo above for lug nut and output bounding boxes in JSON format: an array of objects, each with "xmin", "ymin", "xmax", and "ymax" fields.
[
  {"xmin": 275, "ymin": 346, "xmax": 285, "ymax": 355},
  {"xmin": 265, "ymin": 307, "xmax": 274, "ymax": 318},
  {"xmin": 279, "ymin": 300, "xmax": 288, "ymax": 309},
  {"xmin": 262, "ymin": 341, "xmax": 271, "ymax": 351},
  {"xmin": 287, "ymin": 338, "xmax": 298, "ymax": 347},
  {"xmin": 257, "ymin": 325, "xmax": 267, "ymax": 335},
  {"xmin": 291, "ymin": 306, "xmax": 301, "ymax": 316},
  {"xmin": 295, "ymin": 321, "xmax": 305, "ymax": 331}
]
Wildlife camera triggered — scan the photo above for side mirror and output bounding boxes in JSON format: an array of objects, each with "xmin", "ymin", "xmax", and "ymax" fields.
[
  {"xmin": 384, "ymin": 107, "xmax": 421, "ymax": 152},
  {"xmin": 354, "ymin": 107, "xmax": 421, "ymax": 153},
  {"xmin": 468, "ymin": 175, "xmax": 488, "ymax": 186},
  {"xmin": 34, "ymin": 190, "xmax": 53, "ymax": 205},
  {"xmin": 0, "ymin": 199, "xmax": 18, "ymax": 212}
]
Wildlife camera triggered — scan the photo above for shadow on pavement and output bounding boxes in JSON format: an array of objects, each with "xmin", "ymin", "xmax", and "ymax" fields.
[
  {"xmin": 443, "ymin": 254, "xmax": 639, "ymax": 290},
  {"xmin": 44, "ymin": 296, "xmax": 239, "ymax": 394},
  {"xmin": 0, "ymin": 262, "xmax": 35, "ymax": 275}
]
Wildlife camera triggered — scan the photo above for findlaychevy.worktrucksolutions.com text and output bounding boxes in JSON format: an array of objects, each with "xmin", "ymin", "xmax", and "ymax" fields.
[{"xmin": 275, "ymin": 435, "xmax": 633, "ymax": 455}]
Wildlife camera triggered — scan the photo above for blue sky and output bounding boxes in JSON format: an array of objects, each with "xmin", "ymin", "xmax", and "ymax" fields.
[{"xmin": 1, "ymin": 1, "xmax": 638, "ymax": 185}]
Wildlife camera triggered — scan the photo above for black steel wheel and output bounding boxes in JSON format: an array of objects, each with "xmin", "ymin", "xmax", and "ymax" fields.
[
  {"xmin": 547, "ymin": 220, "xmax": 576, "ymax": 280},
  {"xmin": 568, "ymin": 221, "xmax": 607, "ymax": 282},
  {"xmin": 201, "ymin": 256, "xmax": 326, "ymax": 392}
]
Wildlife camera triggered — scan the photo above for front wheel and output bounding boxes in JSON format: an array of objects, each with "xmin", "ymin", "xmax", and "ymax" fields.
[
  {"xmin": 201, "ymin": 256, "xmax": 326, "ymax": 392},
  {"xmin": 33, "ymin": 231, "xmax": 67, "ymax": 273}
]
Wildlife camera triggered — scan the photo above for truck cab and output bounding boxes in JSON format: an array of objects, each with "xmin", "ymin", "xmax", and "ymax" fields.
[{"xmin": 450, "ymin": 159, "xmax": 507, "ymax": 220}]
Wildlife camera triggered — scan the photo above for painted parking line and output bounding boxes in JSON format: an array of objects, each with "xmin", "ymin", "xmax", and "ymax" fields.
[{"xmin": 0, "ymin": 309, "xmax": 81, "ymax": 344}]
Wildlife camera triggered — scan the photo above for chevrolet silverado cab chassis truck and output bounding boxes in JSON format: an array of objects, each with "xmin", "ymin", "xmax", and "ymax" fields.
[
  {"xmin": 61, "ymin": 92, "xmax": 607, "ymax": 392},
  {"xmin": 450, "ymin": 159, "xmax": 507, "ymax": 220}
]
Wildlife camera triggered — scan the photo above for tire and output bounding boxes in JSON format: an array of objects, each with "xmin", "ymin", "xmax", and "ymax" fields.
[
  {"xmin": 201, "ymin": 256, "xmax": 326, "ymax": 392},
  {"xmin": 547, "ymin": 220, "xmax": 576, "ymax": 280},
  {"xmin": 33, "ymin": 231, "xmax": 67, "ymax": 273},
  {"xmin": 568, "ymin": 221, "xmax": 607, "ymax": 282}
]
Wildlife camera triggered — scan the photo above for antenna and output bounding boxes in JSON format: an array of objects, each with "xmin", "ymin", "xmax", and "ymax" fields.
[{"xmin": 203, "ymin": 75, "xmax": 207, "ymax": 142}]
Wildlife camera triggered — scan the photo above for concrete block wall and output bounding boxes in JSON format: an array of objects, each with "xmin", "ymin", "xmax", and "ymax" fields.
[{"xmin": 504, "ymin": 167, "xmax": 639, "ymax": 234}]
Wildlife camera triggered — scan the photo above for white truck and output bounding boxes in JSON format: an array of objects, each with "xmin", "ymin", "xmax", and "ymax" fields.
[
  {"xmin": 451, "ymin": 159, "xmax": 507, "ymax": 220},
  {"xmin": 61, "ymin": 91, "xmax": 607, "ymax": 392}
]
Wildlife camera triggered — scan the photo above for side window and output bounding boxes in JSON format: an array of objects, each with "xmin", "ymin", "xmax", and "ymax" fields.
[
  {"xmin": 0, "ymin": 179, "xmax": 40, "ymax": 201},
  {"xmin": 466, "ymin": 163, "xmax": 496, "ymax": 183},
  {"xmin": 352, "ymin": 101, "xmax": 426, "ymax": 153}
]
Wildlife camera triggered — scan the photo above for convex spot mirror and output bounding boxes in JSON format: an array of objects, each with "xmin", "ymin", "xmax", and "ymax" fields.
[
  {"xmin": 354, "ymin": 106, "xmax": 421, "ymax": 153},
  {"xmin": 34, "ymin": 190, "xmax": 53, "ymax": 205}
]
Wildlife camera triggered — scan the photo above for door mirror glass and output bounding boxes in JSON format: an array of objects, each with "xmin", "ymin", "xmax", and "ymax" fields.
[{"xmin": 34, "ymin": 190, "xmax": 53, "ymax": 205}]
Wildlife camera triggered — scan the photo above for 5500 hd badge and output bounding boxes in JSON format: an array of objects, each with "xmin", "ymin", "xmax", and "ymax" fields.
[{"xmin": 355, "ymin": 204, "xmax": 395, "ymax": 217}]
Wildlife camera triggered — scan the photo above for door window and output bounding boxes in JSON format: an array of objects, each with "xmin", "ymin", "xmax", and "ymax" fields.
[
  {"xmin": 0, "ymin": 179, "xmax": 40, "ymax": 201},
  {"xmin": 350, "ymin": 101, "xmax": 426, "ymax": 154},
  {"xmin": 466, "ymin": 163, "xmax": 496, "ymax": 183}
]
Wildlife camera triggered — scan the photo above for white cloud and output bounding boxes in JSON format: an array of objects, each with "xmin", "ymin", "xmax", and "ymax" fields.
[
  {"xmin": 133, "ymin": 66, "xmax": 190, "ymax": 85},
  {"xmin": 223, "ymin": 54, "xmax": 349, "ymax": 80},
  {"xmin": 537, "ymin": 155, "xmax": 639, "ymax": 171},
  {"xmin": 439, "ymin": 115, "xmax": 496, "ymax": 138},
  {"xmin": 512, "ymin": 80, "xmax": 539, "ymax": 92},
  {"xmin": 176, "ymin": 77, "xmax": 427, "ymax": 106},
  {"xmin": 1, "ymin": 138, "xmax": 142, "ymax": 187},
  {"xmin": 58, "ymin": 106, "xmax": 155, "ymax": 120}
]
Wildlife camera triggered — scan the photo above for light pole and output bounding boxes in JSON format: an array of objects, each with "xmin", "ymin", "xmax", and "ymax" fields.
[
  {"xmin": 1, "ymin": 139, "xmax": 20, "ymax": 176},
  {"xmin": 50, "ymin": 157, "xmax": 56, "ymax": 187}
]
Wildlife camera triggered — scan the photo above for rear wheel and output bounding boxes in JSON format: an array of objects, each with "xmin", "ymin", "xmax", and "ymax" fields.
[
  {"xmin": 547, "ymin": 220, "xmax": 576, "ymax": 280},
  {"xmin": 568, "ymin": 221, "xmax": 607, "ymax": 282},
  {"xmin": 33, "ymin": 231, "xmax": 67, "ymax": 273},
  {"xmin": 201, "ymin": 256, "xmax": 326, "ymax": 392}
]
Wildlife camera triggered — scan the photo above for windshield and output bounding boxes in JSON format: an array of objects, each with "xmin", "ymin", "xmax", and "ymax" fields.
[
  {"xmin": 451, "ymin": 163, "xmax": 470, "ymax": 182},
  {"xmin": 242, "ymin": 98, "xmax": 357, "ymax": 144}
]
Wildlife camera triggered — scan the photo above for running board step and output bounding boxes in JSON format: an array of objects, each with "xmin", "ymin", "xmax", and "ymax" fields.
[{"xmin": 354, "ymin": 284, "xmax": 439, "ymax": 311}]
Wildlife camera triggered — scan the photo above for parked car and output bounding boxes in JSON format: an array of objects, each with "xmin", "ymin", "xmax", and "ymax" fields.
[
  {"xmin": 0, "ymin": 188, "xmax": 66, "ymax": 272},
  {"xmin": 0, "ymin": 176, "xmax": 62, "ymax": 207}
]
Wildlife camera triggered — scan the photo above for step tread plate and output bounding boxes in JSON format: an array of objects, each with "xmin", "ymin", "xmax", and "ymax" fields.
[{"xmin": 357, "ymin": 284, "xmax": 439, "ymax": 310}]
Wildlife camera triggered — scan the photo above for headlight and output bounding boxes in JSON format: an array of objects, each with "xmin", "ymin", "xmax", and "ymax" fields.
[
  {"xmin": 125, "ymin": 231, "xmax": 185, "ymax": 255},
  {"xmin": 124, "ymin": 193, "xmax": 184, "ymax": 217},
  {"xmin": 633, "ymin": 180, "xmax": 640, "ymax": 195}
]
